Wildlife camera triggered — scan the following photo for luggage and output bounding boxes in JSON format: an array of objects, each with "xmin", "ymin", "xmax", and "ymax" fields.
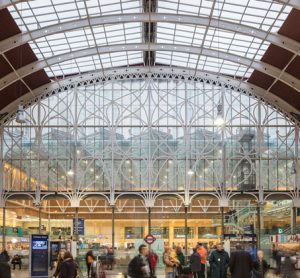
[{"xmin": 182, "ymin": 266, "xmax": 192, "ymax": 274}]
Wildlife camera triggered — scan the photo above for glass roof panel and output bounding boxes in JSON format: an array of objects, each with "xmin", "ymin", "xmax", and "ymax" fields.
[
  {"xmin": 7, "ymin": 0, "xmax": 293, "ymax": 79},
  {"xmin": 45, "ymin": 51, "xmax": 143, "ymax": 77}
]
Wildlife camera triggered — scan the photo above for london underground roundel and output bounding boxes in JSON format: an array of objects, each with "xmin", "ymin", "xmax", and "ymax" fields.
[{"xmin": 144, "ymin": 234, "xmax": 156, "ymax": 245}]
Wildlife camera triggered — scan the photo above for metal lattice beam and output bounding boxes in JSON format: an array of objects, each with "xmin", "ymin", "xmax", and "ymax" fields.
[
  {"xmin": 0, "ymin": 13, "xmax": 299, "ymax": 55},
  {"xmin": 1, "ymin": 66, "xmax": 298, "ymax": 125},
  {"xmin": 0, "ymin": 43, "xmax": 299, "ymax": 92}
]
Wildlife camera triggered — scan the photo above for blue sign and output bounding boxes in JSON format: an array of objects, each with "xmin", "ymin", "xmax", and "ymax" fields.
[
  {"xmin": 30, "ymin": 234, "xmax": 49, "ymax": 277},
  {"xmin": 73, "ymin": 218, "xmax": 85, "ymax": 235}
]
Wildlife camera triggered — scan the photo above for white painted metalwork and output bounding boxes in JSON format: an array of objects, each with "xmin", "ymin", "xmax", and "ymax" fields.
[
  {"xmin": 1, "ymin": 66, "xmax": 298, "ymax": 125},
  {"xmin": 0, "ymin": 13, "xmax": 299, "ymax": 55},
  {"xmin": 0, "ymin": 74, "xmax": 299, "ymax": 208},
  {"xmin": 1, "ymin": 43, "xmax": 299, "ymax": 93}
]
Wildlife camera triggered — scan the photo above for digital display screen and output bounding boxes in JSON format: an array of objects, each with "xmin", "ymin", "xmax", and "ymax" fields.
[
  {"xmin": 31, "ymin": 235, "xmax": 49, "ymax": 277},
  {"xmin": 32, "ymin": 240, "xmax": 48, "ymax": 250}
]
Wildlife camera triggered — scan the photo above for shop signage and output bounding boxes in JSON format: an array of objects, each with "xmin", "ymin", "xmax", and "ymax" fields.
[
  {"xmin": 144, "ymin": 234, "xmax": 156, "ymax": 245},
  {"xmin": 271, "ymin": 234, "xmax": 300, "ymax": 243}
]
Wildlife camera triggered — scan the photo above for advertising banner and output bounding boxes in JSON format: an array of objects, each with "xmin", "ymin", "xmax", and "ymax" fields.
[{"xmin": 73, "ymin": 218, "xmax": 85, "ymax": 235}]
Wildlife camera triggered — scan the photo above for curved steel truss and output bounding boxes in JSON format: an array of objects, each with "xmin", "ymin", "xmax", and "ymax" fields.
[
  {"xmin": 1, "ymin": 43, "xmax": 299, "ymax": 93},
  {"xmin": 0, "ymin": 13, "xmax": 299, "ymax": 55}
]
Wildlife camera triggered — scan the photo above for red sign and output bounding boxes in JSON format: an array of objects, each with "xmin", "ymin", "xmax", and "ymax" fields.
[{"xmin": 144, "ymin": 234, "xmax": 156, "ymax": 245}]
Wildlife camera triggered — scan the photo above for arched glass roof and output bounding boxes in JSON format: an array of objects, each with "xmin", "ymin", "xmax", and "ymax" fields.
[{"xmin": 6, "ymin": 0, "xmax": 292, "ymax": 78}]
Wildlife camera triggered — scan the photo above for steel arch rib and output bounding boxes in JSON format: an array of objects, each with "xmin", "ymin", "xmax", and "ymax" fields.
[
  {"xmin": 0, "ymin": 13, "xmax": 299, "ymax": 55},
  {"xmin": 0, "ymin": 43, "xmax": 299, "ymax": 92},
  {"xmin": 1, "ymin": 66, "xmax": 298, "ymax": 125},
  {"xmin": 1, "ymin": 0, "xmax": 300, "ymax": 9}
]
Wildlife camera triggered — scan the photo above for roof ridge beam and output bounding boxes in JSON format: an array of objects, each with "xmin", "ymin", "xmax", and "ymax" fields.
[
  {"xmin": 0, "ymin": 13, "xmax": 299, "ymax": 55},
  {"xmin": 0, "ymin": 43, "xmax": 299, "ymax": 92}
]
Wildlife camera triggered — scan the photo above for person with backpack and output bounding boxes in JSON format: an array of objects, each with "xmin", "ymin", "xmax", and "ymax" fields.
[
  {"xmin": 176, "ymin": 246, "xmax": 185, "ymax": 276},
  {"xmin": 128, "ymin": 244, "xmax": 150, "ymax": 278}
]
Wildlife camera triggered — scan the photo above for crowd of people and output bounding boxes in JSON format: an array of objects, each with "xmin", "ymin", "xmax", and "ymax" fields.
[{"xmin": 127, "ymin": 242, "xmax": 298, "ymax": 278}]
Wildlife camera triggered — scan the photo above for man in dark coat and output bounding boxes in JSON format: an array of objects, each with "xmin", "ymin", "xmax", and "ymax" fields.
[
  {"xmin": 209, "ymin": 243, "xmax": 229, "ymax": 278},
  {"xmin": 190, "ymin": 248, "xmax": 202, "ymax": 278},
  {"xmin": 127, "ymin": 244, "xmax": 150, "ymax": 278},
  {"xmin": 229, "ymin": 244, "xmax": 253, "ymax": 278},
  {"xmin": 0, "ymin": 254, "xmax": 11, "ymax": 278}
]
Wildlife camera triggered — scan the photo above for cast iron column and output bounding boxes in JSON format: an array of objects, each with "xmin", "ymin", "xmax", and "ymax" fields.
[
  {"xmin": 257, "ymin": 205, "xmax": 261, "ymax": 249},
  {"xmin": 185, "ymin": 206, "xmax": 188, "ymax": 257},
  {"xmin": 291, "ymin": 207, "xmax": 297, "ymax": 234},
  {"xmin": 221, "ymin": 207, "xmax": 225, "ymax": 237},
  {"xmin": 2, "ymin": 207, "xmax": 5, "ymax": 250},
  {"xmin": 38, "ymin": 206, "xmax": 41, "ymax": 234},
  {"xmin": 75, "ymin": 207, "xmax": 79, "ymax": 242},
  {"xmin": 148, "ymin": 207, "xmax": 151, "ymax": 234},
  {"xmin": 112, "ymin": 206, "xmax": 115, "ymax": 250}
]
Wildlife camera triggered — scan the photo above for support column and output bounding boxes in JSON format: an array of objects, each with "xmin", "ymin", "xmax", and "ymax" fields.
[
  {"xmin": 257, "ymin": 205, "xmax": 261, "ymax": 249},
  {"xmin": 75, "ymin": 207, "xmax": 79, "ymax": 242},
  {"xmin": 221, "ymin": 207, "xmax": 225, "ymax": 238},
  {"xmin": 291, "ymin": 207, "xmax": 297, "ymax": 234},
  {"xmin": 148, "ymin": 207, "xmax": 151, "ymax": 234},
  {"xmin": 184, "ymin": 206, "xmax": 188, "ymax": 257},
  {"xmin": 112, "ymin": 206, "xmax": 115, "ymax": 250},
  {"xmin": 38, "ymin": 206, "xmax": 41, "ymax": 234},
  {"xmin": 2, "ymin": 207, "xmax": 5, "ymax": 250}
]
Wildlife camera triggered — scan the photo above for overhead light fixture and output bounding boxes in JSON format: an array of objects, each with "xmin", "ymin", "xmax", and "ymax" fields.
[
  {"xmin": 67, "ymin": 169, "xmax": 74, "ymax": 176},
  {"xmin": 214, "ymin": 103, "xmax": 225, "ymax": 126},
  {"xmin": 187, "ymin": 169, "xmax": 194, "ymax": 175},
  {"xmin": 16, "ymin": 103, "xmax": 26, "ymax": 124}
]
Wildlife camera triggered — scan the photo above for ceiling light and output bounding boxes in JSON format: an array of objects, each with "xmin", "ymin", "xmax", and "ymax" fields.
[
  {"xmin": 214, "ymin": 103, "xmax": 225, "ymax": 127},
  {"xmin": 16, "ymin": 104, "xmax": 26, "ymax": 124},
  {"xmin": 187, "ymin": 169, "xmax": 194, "ymax": 175},
  {"xmin": 67, "ymin": 169, "xmax": 74, "ymax": 176}
]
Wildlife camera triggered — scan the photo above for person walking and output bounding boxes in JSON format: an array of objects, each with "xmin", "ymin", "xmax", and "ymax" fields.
[
  {"xmin": 197, "ymin": 243, "xmax": 207, "ymax": 278},
  {"xmin": 127, "ymin": 244, "xmax": 150, "ymax": 278},
  {"xmin": 281, "ymin": 252, "xmax": 297, "ymax": 278},
  {"xmin": 229, "ymin": 244, "xmax": 252, "ymax": 278},
  {"xmin": 190, "ymin": 248, "xmax": 202, "ymax": 278},
  {"xmin": 252, "ymin": 250, "xmax": 269, "ymax": 278},
  {"xmin": 59, "ymin": 251, "xmax": 78, "ymax": 278},
  {"xmin": 0, "ymin": 254, "xmax": 11, "ymax": 278},
  {"xmin": 176, "ymin": 246, "xmax": 185, "ymax": 276},
  {"xmin": 53, "ymin": 249, "xmax": 65, "ymax": 277},
  {"xmin": 209, "ymin": 243, "xmax": 229, "ymax": 278},
  {"xmin": 85, "ymin": 250, "xmax": 94, "ymax": 278},
  {"xmin": 148, "ymin": 249, "xmax": 159, "ymax": 278},
  {"xmin": 163, "ymin": 247, "xmax": 179, "ymax": 278}
]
